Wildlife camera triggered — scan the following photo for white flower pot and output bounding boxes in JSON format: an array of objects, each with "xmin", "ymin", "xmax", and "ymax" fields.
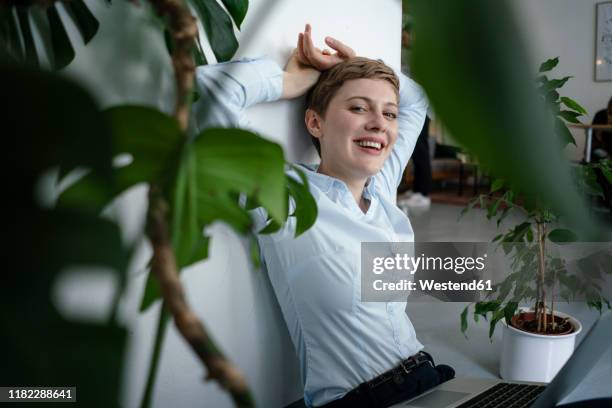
[{"xmin": 499, "ymin": 310, "xmax": 582, "ymax": 383}]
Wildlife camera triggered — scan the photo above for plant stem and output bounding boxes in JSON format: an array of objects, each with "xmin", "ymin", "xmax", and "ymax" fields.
[
  {"xmin": 148, "ymin": 0, "xmax": 197, "ymax": 130},
  {"xmin": 140, "ymin": 305, "xmax": 169, "ymax": 408},
  {"xmin": 542, "ymin": 223, "xmax": 547, "ymax": 331},
  {"xmin": 536, "ymin": 222, "xmax": 547, "ymax": 332},
  {"xmin": 550, "ymin": 266, "xmax": 556, "ymax": 332},
  {"xmin": 146, "ymin": 187, "xmax": 254, "ymax": 407},
  {"xmin": 143, "ymin": 1, "xmax": 254, "ymax": 406}
]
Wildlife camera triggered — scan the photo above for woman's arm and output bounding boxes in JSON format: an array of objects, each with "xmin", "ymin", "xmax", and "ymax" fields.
[
  {"xmin": 377, "ymin": 73, "xmax": 428, "ymax": 199},
  {"xmin": 192, "ymin": 24, "xmax": 351, "ymax": 132},
  {"xmin": 191, "ymin": 57, "xmax": 285, "ymax": 132}
]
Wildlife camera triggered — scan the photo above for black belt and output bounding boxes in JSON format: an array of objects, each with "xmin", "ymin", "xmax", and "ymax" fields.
[{"xmin": 319, "ymin": 351, "xmax": 434, "ymax": 408}]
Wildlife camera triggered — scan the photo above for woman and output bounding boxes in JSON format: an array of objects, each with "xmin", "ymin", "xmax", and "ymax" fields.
[{"xmin": 192, "ymin": 24, "xmax": 454, "ymax": 408}]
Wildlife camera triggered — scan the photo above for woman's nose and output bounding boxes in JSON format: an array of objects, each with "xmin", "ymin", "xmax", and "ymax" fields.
[{"xmin": 365, "ymin": 112, "xmax": 387, "ymax": 132}]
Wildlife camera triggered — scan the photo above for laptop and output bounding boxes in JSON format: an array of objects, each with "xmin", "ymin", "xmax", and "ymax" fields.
[{"xmin": 391, "ymin": 311, "xmax": 612, "ymax": 408}]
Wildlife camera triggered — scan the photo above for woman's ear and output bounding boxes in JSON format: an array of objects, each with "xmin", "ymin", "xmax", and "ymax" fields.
[{"xmin": 305, "ymin": 108, "xmax": 323, "ymax": 138}]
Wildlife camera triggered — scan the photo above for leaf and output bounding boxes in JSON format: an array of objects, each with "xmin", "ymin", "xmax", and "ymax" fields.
[
  {"xmin": 490, "ymin": 178, "xmax": 505, "ymax": 193},
  {"xmin": 219, "ymin": 0, "xmax": 249, "ymax": 29},
  {"xmin": 16, "ymin": 9, "xmax": 39, "ymax": 66},
  {"xmin": 0, "ymin": 9, "xmax": 23, "ymax": 60},
  {"xmin": 474, "ymin": 300, "xmax": 501, "ymax": 317},
  {"xmin": 140, "ymin": 128, "xmax": 297, "ymax": 310},
  {"xmin": 139, "ymin": 267, "xmax": 160, "ymax": 312},
  {"xmin": 545, "ymin": 90, "xmax": 559, "ymax": 104},
  {"xmin": 65, "ymin": 0, "xmax": 99, "ymax": 44},
  {"xmin": 496, "ymin": 206, "xmax": 511, "ymax": 227},
  {"xmin": 3, "ymin": 63, "xmax": 130, "ymax": 406},
  {"xmin": 287, "ymin": 165, "xmax": 318, "ymax": 237},
  {"xmin": 193, "ymin": 38, "xmax": 208, "ymax": 66},
  {"xmin": 460, "ymin": 197, "xmax": 478, "ymax": 217},
  {"xmin": 408, "ymin": 0, "xmax": 594, "ymax": 238},
  {"xmin": 558, "ymin": 110, "xmax": 582, "ymax": 124},
  {"xmin": 58, "ymin": 106, "xmax": 184, "ymax": 213},
  {"xmin": 249, "ymin": 233, "xmax": 260, "ymax": 269},
  {"xmin": 561, "ymin": 96, "xmax": 587, "ymax": 115},
  {"xmin": 538, "ymin": 57, "xmax": 559, "ymax": 73},
  {"xmin": 487, "ymin": 198, "xmax": 501, "ymax": 219},
  {"xmin": 503, "ymin": 301, "xmax": 518, "ymax": 324},
  {"xmin": 104, "ymin": 106, "xmax": 183, "ymax": 187},
  {"xmin": 192, "ymin": 128, "xmax": 287, "ymax": 223},
  {"xmin": 258, "ymin": 218, "xmax": 282, "ymax": 234},
  {"xmin": 47, "ymin": 5, "xmax": 75, "ymax": 69},
  {"xmin": 3, "ymin": 211, "xmax": 129, "ymax": 407},
  {"xmin": 171, "ymin": 151, "xmax": 212, "ymax": 269},
  {"xmin": 601, "ymin": 167, "xmax": 612, "ymax": 184},
  {"xmin": 541, "ymin": 76, "xmax": 572, "ymax": 93},
  {"xmin": 489, "ymin": 308, "xmax": 505, "ymax": 339},
  {"xmin": 3, "ymin": 61, "xmax": 114, "ymax": 190},
  {"xmin": 547, "ymin": 228, "xmax": 577, "ymax": 243},
  {"xmin": 192, "ymin": 0, "xmax": 239, "ymax": 62},
  {"xmin": 554, "ymin": 117, "xmax": 576, "ymax": 146},
  {"xmin": 526, "ymin": 227, "xmax": 534, "ymax": 242}
]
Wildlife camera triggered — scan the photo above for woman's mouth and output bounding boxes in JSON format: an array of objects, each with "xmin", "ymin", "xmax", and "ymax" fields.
[{"xmin": 354, "ymin": 140, "xmax": 384, "ymax": 155}]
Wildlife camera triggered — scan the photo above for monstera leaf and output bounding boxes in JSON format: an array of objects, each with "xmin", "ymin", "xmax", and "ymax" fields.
[
  {"xmin": 0, "ymin": 0, "xmax": 248, "ymax": 69},
  {"xmin": 1, "ymin": 58, "xmax": 130, "ymax": 407},
  {"xmin": 1, "ymin": 1, "xmax": 99, "ymax": 69}
]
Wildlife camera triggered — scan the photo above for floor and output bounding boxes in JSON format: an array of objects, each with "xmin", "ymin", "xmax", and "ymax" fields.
[
  {"xmin": 407, "ymin": 202, "xmax": 519, "ymax": 242},
  {"xmin": 407, "ymin": 202, "xmax": 612, "ymax": 242}
]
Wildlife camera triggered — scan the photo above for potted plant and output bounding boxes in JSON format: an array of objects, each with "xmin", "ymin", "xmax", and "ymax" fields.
[{"xmin": 460, "ymin": 57, "xmax": 612, "ymax": 382}]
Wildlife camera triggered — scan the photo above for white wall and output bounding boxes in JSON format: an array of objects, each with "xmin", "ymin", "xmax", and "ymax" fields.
[
  {"xmin": 512, "ymin": 0, "xmax": 612, "ymax": 160},
  {"xmin": 53, "ymin": 0, "xmax": 401, "ymax": 407}
]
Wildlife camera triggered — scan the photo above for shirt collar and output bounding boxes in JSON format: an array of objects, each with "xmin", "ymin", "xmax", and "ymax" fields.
[{"xmin": 296, "ymin": 163, "xmax": 377, "ymax": 199}]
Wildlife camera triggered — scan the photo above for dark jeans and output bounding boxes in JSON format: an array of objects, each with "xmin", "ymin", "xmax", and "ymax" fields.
[
  {"xmin": 319, "ymin": 352, "xmax": 455, "ymax": 408},
  {"xmin": 412, "ymin": 116, "xmax": 432, "ymax": 196}
]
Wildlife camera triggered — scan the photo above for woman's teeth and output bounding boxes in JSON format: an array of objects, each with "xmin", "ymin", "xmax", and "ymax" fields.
[{"xmin": 356, "ymin": 140, "xmax": 382, "ymax": 150}]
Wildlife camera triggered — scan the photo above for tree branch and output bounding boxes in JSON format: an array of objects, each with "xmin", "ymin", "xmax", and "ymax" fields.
[
  {"xmin": 149, "ymin": 0, "xmax": 197, "ymax": 130},
  {"xmin": 146, "ymin": 187, "xmax": 253, "ymax": 407},
  {"xmin": 144, "ymin": 1, "xmax": 254, "ymax": 406}
]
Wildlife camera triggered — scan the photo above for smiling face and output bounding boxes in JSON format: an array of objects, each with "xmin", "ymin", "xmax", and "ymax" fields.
[{"xmin": 306, "ymin": 78, "xmax": 399, "ymax": 182}]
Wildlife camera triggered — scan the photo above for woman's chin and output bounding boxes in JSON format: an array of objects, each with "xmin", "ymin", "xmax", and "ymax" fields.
[{"xmin": 354, "ymin": 164, "xmax": 383, "ymax": 179}]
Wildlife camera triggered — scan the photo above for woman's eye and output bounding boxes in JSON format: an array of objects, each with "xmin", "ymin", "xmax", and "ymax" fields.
[
  {"xmin": 384, "ymin": 112, "xmax": 398, "ymax": 119},
  {"xmin": 350, "ymin": 106, "xmax": 366, "ymax": 112}
]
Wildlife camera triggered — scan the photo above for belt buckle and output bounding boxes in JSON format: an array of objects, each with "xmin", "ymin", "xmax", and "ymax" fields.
[{"xmin": 400, "ymin": 355, "xmax": 416, "ymax": 374}]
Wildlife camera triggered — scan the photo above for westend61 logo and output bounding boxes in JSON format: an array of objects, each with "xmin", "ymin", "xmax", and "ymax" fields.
[
  {"xmin": 361, "ymin": 242, "xmax": 612, "ymax": 303},
  {"xmin": 361, "ymin": 242, "xmax": 495, "ymax": 302}
]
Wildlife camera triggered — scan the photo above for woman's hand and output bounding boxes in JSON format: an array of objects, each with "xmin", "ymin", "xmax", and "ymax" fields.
[
  {"xmin": 297, "ymin": 24, "xmax": 356, "ymax": 71},
  {"xmin": 282, "ymin": 48, "xmax": 321, "ymax": 99},
  {"xmin": 282, "ymin": 24, "xmax": 356, "ymax": 99}
]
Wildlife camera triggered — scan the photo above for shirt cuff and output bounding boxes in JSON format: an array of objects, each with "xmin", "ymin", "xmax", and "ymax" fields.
[{"xmin": 226, "ymin": 57, "xmax": 284, "ymax": 108}]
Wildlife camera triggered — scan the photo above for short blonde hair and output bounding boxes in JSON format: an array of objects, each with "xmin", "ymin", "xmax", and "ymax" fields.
[{"xmin": 306, "ymin": 57, "xmax": 399, "ymax": 156}]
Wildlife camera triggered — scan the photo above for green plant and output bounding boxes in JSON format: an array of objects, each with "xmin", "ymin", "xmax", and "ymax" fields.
[
  {"xmin": 1, "ymin": 1, "xmax": 317, "ymax": 408},
  {"xmin": 459, "ymin": 58, "xmax": 612, "ymax": 339},
  {"xmin": 0, "ymin": 0, "xmax": 246, "ymax": 69}
]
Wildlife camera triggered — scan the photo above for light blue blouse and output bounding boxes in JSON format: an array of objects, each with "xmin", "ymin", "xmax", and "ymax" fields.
[{"xmin": 192, "ymin": 57, "xmax": 428, "ymax": 407}]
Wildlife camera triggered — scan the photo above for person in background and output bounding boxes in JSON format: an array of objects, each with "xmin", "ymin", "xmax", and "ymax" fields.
[
  {"xmin": 402, "ymin": 116, "xmax": 432, "ymax": 209},
  {"xmin": 591, "ymin": 96, "xmax": 612, "ymax": 208},
  {"xmin": 591, "ymin": 96, "xmax": 612, "ymax": 160}
]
